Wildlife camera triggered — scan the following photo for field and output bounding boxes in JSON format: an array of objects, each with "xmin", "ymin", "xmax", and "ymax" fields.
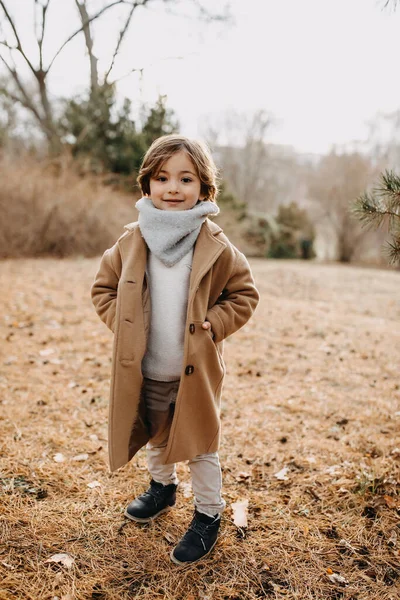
[{"xmin": 0, "ymin": 258, "xmax": 399, "ymax": 600}]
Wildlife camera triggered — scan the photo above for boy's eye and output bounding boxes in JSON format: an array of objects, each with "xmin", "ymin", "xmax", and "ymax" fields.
[
  {"xmin": 156, "ymin": 176, "xmax": 167, "ymax": 182},
  {"xmin": 182, "ymin": 177, "xmax": 192, "ymax": 183}
]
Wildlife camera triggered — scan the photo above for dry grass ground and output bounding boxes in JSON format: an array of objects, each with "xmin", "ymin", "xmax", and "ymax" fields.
[{"xmin": 0, "ymin": 258, "xmax": 399, "ymax": 600}]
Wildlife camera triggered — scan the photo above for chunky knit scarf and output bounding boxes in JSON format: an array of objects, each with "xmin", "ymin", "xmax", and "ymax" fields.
[{"xmin": 136, "ymin": 197, "xmax": 219, "ymax": 267}]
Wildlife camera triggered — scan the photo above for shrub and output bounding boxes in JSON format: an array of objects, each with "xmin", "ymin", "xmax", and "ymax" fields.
[{"xmin": 0, "ymin": 154, "xmax": 137, "ymax": 258}]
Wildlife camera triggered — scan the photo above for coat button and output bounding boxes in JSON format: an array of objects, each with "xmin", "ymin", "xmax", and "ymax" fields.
[
  {"xmin": 189, "ymin": 323, "xmax": 195, "ymax": 334},
  {"xmin": 185, "ymin": 365, "xmax": 194, "ymax": 375}
]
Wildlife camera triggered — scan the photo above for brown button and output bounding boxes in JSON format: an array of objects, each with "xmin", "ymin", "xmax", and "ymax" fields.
[
  {"xmin": 185, "ymin": 365, "xmax": 194, "ymax": 375},
  {"xmin": 189, "ymin": 324, "xmax": 195, "ymax": 334}
]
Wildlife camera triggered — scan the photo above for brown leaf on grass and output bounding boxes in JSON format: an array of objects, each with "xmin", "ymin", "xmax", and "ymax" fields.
[
  {"xmin": 236, "ymin": 471, "xmax": 251, "ymax": 483},
  {"xmin": 164, "ymin": 531, "xmax": 176, "ymax": 544},
  {"xmin": 388, "ymin": 530, "xmax": 397, "ymax": 547},
  {"xmin": 72, "ymin": 453, "xmax": 89, "ymax": 462},
  {"xmin": 326, "ymin": 572, "xmax": 348, "ymax": 585},
  {"xmin": 274, "ymin": 467, "xmax": 289, "ymax": 481},
  {"xmin": 231, "ymin": 499, "xmax": 249, "ymax": 528},
  {"xmin": 326, "ymin": 568, "xmax": 348, "ymax": 584},
  {"xmin": 384, "ymin": 495, "xmax": 397, "ymax": 509},
  {"xmin": 53, "ymin": 453, "xmax": 65, "ymax": 463},
  {"xmin": 45, "ymin": 553, "xmax": 74, "ymax": 568},
  {"xmin": 179, "ymin": 481, "xmax": 192, "ymax": 498},
  {"xmin": 39, "ymin": 348, "xmax": 55, "ymax": 356},
  {"xmin": 87, "ymin": 481, "xmax": 101, "ymax": 489}
]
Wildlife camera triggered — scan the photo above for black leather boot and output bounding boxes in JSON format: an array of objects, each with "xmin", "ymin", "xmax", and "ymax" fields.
[
  {"xmin": 124, "ymin": 479, "xmax": 177, "ymax": 523},
  {"xmin": 170, "ymin": 509, "xmax": 221, "ymax": 565}
]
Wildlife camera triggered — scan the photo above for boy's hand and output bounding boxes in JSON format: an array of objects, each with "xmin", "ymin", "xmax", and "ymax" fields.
[{"xmin": 202, "ymin": 321, "xmax": 214, "ymax": 339}]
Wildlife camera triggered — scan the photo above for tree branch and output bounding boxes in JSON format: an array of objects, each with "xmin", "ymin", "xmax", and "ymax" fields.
[
  {"xmin": 74, "ymin": 0, "xmax": 99, "ymax": 93},
  {"xmin": 0, "ymin": 54, "xmax": 44, "ymax": 124},
  {"xmin": 382, "ymin": 0, "xmax": 399, "ymax": 10},
  {"xmin": 0, "ymin": 1, "xmax": 38, "ymax": 77},
  {"xmin": 104, "ymin": 0, "xmax": 149, "ymax": 83},
  {"xmin": 47, "ymin": 0, "xmax": 135, "ymax": 73},
  {"xmin": 35, "ymin": 0, "xmax": 51, "ymax": 72}
]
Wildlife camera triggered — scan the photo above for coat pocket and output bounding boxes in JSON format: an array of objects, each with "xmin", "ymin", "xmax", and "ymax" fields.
[{"xmin": 118, "ymin": 320, "xmax": 136, "ymax": 362}]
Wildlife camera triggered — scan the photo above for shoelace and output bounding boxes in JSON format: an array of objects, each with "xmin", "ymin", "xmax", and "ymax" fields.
[
  {"xmin": 144, "ymin": 485, "xmax": 169, "ymax": 506},
  {"xmin": 188, "ymin": 519, "xmax": 216, "ymax": 551}
]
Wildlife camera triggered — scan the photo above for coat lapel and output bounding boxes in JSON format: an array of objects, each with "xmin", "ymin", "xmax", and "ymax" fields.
[
  {"xmin": 121, "ymin": 223, "xmax": 147, "ymax": 281},
  {"xmin": 189, "ymin": 220, "xmax": 226, "ymax": 298}
]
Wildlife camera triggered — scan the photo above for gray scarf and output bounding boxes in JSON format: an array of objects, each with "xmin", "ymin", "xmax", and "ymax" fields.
[{"xmin": 136, "ymin": 197, "xmax": 219, "ymax": 267}]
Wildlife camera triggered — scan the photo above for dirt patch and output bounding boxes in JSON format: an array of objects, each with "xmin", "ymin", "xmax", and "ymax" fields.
[{"xmin": 0, "ymin": 258, "xmax": 399, "ymax": 599}]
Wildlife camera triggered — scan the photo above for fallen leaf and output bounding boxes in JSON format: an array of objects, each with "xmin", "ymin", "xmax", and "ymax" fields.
[
  {"xmin": 326, "ymin": 568, "xmax": 333, "ymax": 574},
  {"xmin": 384, "ymin": 495, "xmax": 397, "ymax": 509},
  {"xmin": 236, "ymin": 471, "xmax": 251, "ymax": 482},
  {"xmin": 327, "ymin": 572, "xmax": 348, "ymax": 585},
  {"xmin": 338, "ymin": 539, "xmax": 356, "ymax": 553},
  {"xmin": 274, "ymin": 467, "xmax": 289, "ymax": 481},
  {"xmin": 388, "ymin": 530, "xmax": 397, "ymax": 547},
  {"xmin": 231, "ymin": 499, "xmax": 249, "ymax": 528},
  {"xmin": 72, "ymin": 453, "xmax": 89, "ymax": 462},
  {"xmin": 87, "ymin": 481, "xmax": 101, "ymax": 489},
  {"xmin": 39, "ymin": 348, "xmax": 55, "ymax": 356},
  {"xmin": 179, "ymin": 481, "xmax": 192, "ymax": 498},
  {"xmin": 53, "ymin": 453, "xmax": 65, "ymax": 463},
  {"xmin": 45, "ymin": 553, "xmax": 74, "ymax": 568}
]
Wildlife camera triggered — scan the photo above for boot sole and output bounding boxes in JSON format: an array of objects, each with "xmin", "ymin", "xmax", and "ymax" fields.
[
  {"xmin": 124, "ymin": 505, "xmax": 172, "ymax": 524},
  {"xmin": 169, "ymin": 539, "xmax": 218, "ymax": 566}
]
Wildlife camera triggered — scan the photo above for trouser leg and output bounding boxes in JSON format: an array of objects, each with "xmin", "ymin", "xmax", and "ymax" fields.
[
  {"xmin": 188, "ymin": 452, "xmax": 226, "ymax": 518},
  {"xmin": 144, "ymin": 378, "xmax": 180, "ymax": 486}
]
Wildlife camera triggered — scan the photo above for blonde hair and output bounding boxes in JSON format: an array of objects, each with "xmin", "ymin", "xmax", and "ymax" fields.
[{"xmin": 137, "ymin": 135, "xmax": 219, "ymax": 202}]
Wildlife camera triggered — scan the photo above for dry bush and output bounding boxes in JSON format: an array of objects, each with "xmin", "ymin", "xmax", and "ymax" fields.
[{"xmin": 0, "ymin": 154, "xmax": 138, "ymax": 258}]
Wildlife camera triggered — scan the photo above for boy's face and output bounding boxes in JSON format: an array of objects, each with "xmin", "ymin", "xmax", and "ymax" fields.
[{"xmin": 148, "ymin": 151, "xmax": 205, "ymax": 211}]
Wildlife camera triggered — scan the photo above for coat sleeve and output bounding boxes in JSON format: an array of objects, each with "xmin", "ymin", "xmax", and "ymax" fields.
[
  {"xmin": 205, "ymin": 250, "xmax": 259, "ymax": 343},
  {"xmin": 91, "ymin": 243, "xmax": 122, "ymax": 333}
]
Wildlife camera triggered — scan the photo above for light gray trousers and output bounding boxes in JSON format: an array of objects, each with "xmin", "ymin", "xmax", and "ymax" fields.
[{"xmin": 143, "ymin": 377, "xmax": 226, "ymax": 518}]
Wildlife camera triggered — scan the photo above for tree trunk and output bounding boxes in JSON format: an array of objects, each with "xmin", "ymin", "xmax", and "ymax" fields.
[{"xmin": 75, "ymin": 0, "xmax": 99, "ymax": 95}]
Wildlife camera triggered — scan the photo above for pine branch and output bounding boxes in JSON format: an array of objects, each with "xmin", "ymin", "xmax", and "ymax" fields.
[
  {"xmin": 353, "ymin": 170, "xmax": 400, "ymax": 263},
  {"xmin": 352, "ymin": 193, "xmax": 388, "ymax": 229},
  {"xmin": 376, "ymin": 170, "xmax": 400, "ymax": 211},
  {"xmin": 386, "ymin": 237, "xmax": 400, "ymax": 263}
]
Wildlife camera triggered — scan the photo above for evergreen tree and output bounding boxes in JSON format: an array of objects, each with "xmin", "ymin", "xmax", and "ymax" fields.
[
  {"xmin": 59, "ymin": 88, "xmax": 178, "ymax": 176},
  {"xmin": 352, "ymin": 171, "xmax": 400, "ymax": 263},
  {"xmin": 268, "ymin": 202, "xmax": 315, "ymax": 259}
]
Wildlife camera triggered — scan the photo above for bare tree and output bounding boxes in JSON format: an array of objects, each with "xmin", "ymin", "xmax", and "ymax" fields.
[
  {"xmin": 205, "ymin": 109, "xmax": 309, "ymax": 214},
  {"xmin": 382, "ymin": 0, "xmax": 399, "ymax": 10},
  {"xmin": 0, "ymin": 0, "xmax": 228, "ymax": 150},
  {"xmin": 307, "ymin": 151, "xmax": 381, "ymax": 262}
]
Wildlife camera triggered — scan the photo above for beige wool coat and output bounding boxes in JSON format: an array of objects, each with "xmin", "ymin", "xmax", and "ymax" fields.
[{"xmin": 91, "ymin": 219, "xmax": 259, "ymax": 471}]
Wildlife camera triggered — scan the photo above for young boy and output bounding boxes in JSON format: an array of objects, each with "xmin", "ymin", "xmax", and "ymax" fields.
[{"xmin": 91, "ymin": 135, "xmax": 259, "ymax": 565}]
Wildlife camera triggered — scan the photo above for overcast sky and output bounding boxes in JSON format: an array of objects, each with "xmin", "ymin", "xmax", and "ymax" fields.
[{"xmin": 3, "ymin": 0, "xmax": 400, "ymax": 154}]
